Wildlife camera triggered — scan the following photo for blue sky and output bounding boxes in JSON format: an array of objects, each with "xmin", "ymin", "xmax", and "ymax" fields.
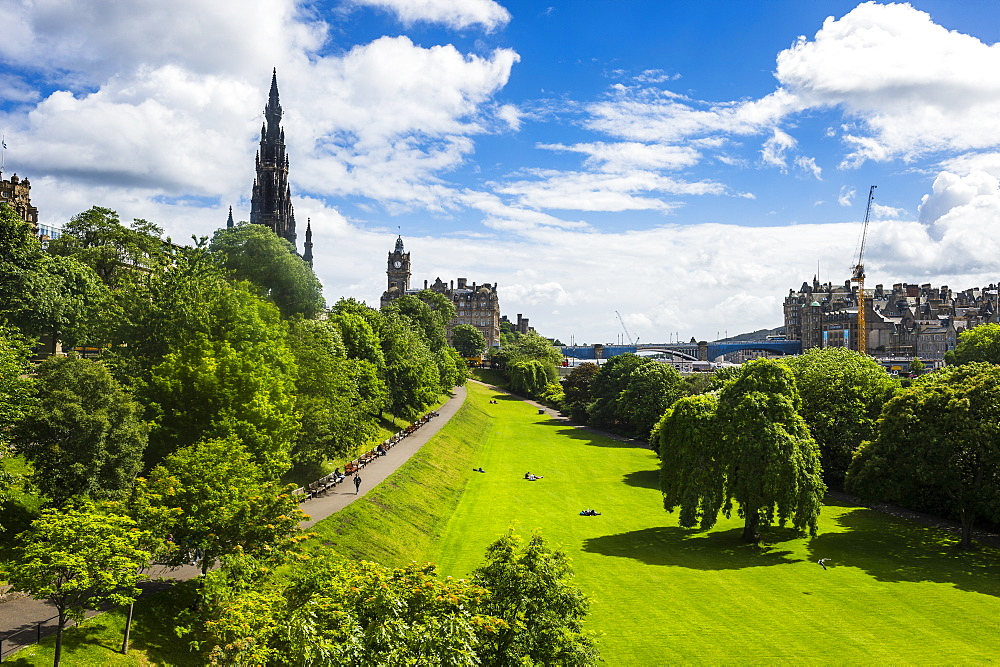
[{"xmin": 4, "ymin": 0, "xmax": 1000, "ymax": 342}]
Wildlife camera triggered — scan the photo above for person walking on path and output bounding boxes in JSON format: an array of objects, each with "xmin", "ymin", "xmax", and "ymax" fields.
[{"xmin": 353, "ymin": 473, "xmax": 362, "ymax": 494}]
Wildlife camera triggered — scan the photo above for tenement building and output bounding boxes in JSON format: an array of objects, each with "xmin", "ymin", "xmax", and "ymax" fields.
[
  {"xmin": 1, "ymin": 173, "xmax": 39, "ymax": 230},
  {"xmin": 380, "ymin": 236, "xmax": 501, "ymax": 348},
  {"xmin": 782, "ymin": 277, "xmax": 997, "ymax": 360}
]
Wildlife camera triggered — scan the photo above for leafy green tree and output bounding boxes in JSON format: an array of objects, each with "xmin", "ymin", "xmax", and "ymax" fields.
[
  {"xmin": 143, "ymin": 335, "xmax": 298, "ymax": 473},
  {"xmin": 659, "ymin": 360, "xmax": 825, "ymax": 542},
  {"xmin": 909, "ymin": 357, "xmax": 925, "ymax": 375},
  {"xmin": 472, "ymin": 530, "xmax": 598, "ymax": 666},
  {"xmin": 436, "ymin": 346, "xmax": 468, "ymax": 389},
  {"xmin": 14, "ymin": 356, "xmax": 147, "ymax": 504},
  {"xmin": 497, "ymin": 331, "xmax": 561, "ymax": 399},
  {"xmin": 287, "ymin": 318, "xmax": 377, "ymax": 465},
  {"xmin": 0, "ymin": 205, "xmax": 107, "ymax": 347},
  {"xmin": 561, "ymin": 362, "xmax": 600, "ymax": 422},
  {"xmin": 716, "ymin": 359, "xmax": 825, "ymax": 541},
  {"xmin": 507, "ymin": 359, "xmax": 552, "ymax": 397},
  {"xmin": 46, "ymin": 206, "xmax": 167, "ymax": 287},
  {"xmin": 657, "ymin": 393, "xmax": 726, "ymax": 527},
  {"xmin": 382, "ymin": 313, "xmax": 441, "ymax": 418},
  {"xmin": 208, "ymin": 223, "xmax": 324, "ymax": 319},
  {"xmin": 618, "ymin": 361, "xmax": 685, "ymax": 439},
  {"xmin": 847, "ymin": 362, "xmax": 1000, "ymax": 548},
  {"xmin": 138, "ymin": 438, "xmax": 306, "ymax": 574},
  {"xmin": 783, "ymin": 347, "xmax": 898, "ymax": 486},
  {"xmin": 452, "ymin": 323, "xmax": 486, "ymax": 357},
  {"xmin": 586, "ymin": 354, "xmax": 648, "ymax": 432},
  {"xmin": 277, "ymin": 557, "xmax": 498, "ymax": 666},
  {"xmin": 0, "ymin": 325, "xmax": 33, "ymax": 528},
  {"xmin": 946, "ymin": 323, "xmax": 1000, "ymax": 365},
  {"xmin": 3, "ymin": 505, "xmax": 151, "ymax": 666}
]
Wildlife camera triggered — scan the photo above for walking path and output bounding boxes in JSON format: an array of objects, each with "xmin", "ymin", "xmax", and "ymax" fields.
[{"xmin": 0, "ymin": 385, "xmax": 467, "ymax": 660}]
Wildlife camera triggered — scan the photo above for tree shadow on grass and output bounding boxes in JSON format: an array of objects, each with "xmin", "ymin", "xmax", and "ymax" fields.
[
  {"xmin": 622, "ymin": 469, "xmax": 659, "ymax": 490},
  {"xmin": 583, "ymin": 526, "xmax": 799, "ymax": 570},
  {"xmin": 533, "ymin": 419, "xmax": 648, "ymax": 449},
  {"xmin": 806, "ymin": 504, "xmax": 1000, "ymax": 598}
]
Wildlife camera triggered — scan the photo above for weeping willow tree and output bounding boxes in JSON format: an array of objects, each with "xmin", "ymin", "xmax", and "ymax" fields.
[{"xmin": 657, "ymin": 359, "xmax": 826, "ymax": 542}]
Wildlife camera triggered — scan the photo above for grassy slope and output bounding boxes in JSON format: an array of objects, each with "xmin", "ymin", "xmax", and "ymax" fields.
[
  {"xmin": 301, "ymin": 388, "xmax": 489, "ymax": 567},
  {"xmin": 430, "ymin": 383, "xmax": 1000, "ymax": 664}
]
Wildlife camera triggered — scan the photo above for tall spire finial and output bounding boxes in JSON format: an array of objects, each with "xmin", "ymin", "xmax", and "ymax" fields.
[
  {"xmin": 303, "ymin": 218, "xmax": 314, "ymax": 267},
  {"xmin": 227, "ymin": 205, "xmax": 234, "ymax": 229}
]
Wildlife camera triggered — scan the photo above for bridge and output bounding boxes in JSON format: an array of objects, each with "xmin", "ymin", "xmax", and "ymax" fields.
[{"xmin": 561, "ymin": 339, "xmax": 802, "ymax": 362}]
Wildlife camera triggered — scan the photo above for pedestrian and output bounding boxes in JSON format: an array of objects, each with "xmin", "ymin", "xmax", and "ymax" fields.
[{"xmin": 354, "ymin": 473, "xmax": 362, "ymax": 494}]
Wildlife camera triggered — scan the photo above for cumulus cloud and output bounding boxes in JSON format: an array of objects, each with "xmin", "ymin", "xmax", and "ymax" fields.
[
  {"xmin": 350, "ymin": 0, "xmax": 511, "ymax": 32},
  {"xmin": 838, "ymin": 185, "xmax": 856, "ymax": 206},
  {"xmin": 774, "ymin": 1, "xmax": 1000, "ymax": 166}
]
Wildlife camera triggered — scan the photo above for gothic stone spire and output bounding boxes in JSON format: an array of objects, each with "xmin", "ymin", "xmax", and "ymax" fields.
[
  {"xmin": 303, "ymin": 218, "xmax": 314, "ymax": 267},
  {"xmin": 250, "ymin": 68, "xmax": 296, "ymax": 248}
]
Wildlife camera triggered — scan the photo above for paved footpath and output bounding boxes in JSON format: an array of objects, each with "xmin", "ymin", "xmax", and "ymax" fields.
[{"xmin": 0, "ymin": 384, "xmax": 467, "ymax": 660}]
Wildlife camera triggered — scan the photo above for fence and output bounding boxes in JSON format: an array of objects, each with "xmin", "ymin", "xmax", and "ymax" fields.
[{"xmin": 0, "ymin": 612, "xmax": 71, "ymax": 662}]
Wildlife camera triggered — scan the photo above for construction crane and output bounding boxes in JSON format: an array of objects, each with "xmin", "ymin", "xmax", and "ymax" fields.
[
  {"xmin": 851, "ymin": 185, "xmax": 877, "ymax": 355},
  {"xmin": 615, "ymin": 311, "xmax": 639, "ymax": 346}
]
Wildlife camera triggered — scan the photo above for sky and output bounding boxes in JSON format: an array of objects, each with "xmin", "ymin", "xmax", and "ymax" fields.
[{"xmin": 4, "ymin": 0, "xmax": 1000, "ymax": 344}]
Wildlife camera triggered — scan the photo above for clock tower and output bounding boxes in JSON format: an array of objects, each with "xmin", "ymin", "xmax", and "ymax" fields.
[{"xmin": 381, "ymin": 236, "xmax": 411, "ymax": 308}]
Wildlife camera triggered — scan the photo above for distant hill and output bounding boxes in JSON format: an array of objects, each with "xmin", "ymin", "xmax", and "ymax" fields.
[{"xmin": 720, "ymin": 326, "xmax": 785, "ymax": 342}]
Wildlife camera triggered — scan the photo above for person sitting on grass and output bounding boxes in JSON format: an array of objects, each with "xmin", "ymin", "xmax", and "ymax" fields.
[
  {"xmin": 579, "ymin": 509, "xmax": 601, "ymax": 516},
  {"xmin": 525, "ymin": 472, "xmax": 544, "ymax": 481},
  {"xmin": 473, "ymin": 467, "xmax": 486, "ymax": 473}
]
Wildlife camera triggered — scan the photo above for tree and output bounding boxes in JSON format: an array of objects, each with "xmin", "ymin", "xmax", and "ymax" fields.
[
  {"xmin": 946, "ymin": 323, "xmax": 1000, "ymax": 365},
  {"xmin": 657, "ymin": 393, "xmax": 726, "ymax": 527},
  {"xmin": 138, "ymin": 438, "xmax": 306, "ymax": 574},
  {"xmin": 143, "ymin": 335, "xmax": 299, "ymax": 474},
  {"xmin": 497, "ymin": 331, "xmax": 561, "ymax": 399},
  {"xmin": 452, "ymin": 323, "xmax": 486, "ymax": 357},
  {"xmin": 783, "ymin": 347, "xmax": 898, "ymax": 486},
  {"xmin": 586, "ymin": 353, "xmax": 648, "ymax": 432},
  {"xmin": 381, "ymin": 313, "xmax": 442, "ymax": 418},
  {"xmin": 46, "ymin": 206, "xmax": 167, "ymax": 287},
  {"xmin": 618, "ymin": 361, "xmax": 685, "ymax": 439},
  {"xmin": 3, "ymin": 505, "xmax": 150, "ymax": 666},
  {"xmin": 909, "ymin": 357, "xmax": 925, "ymax": 376},
  {"xmin": 208, "ymin": 223, "xmax": 324, "ymax": 319},
  {"xmin": 287, "ymin": 318, "xmax": 377, "ymax": 465},
  {"xmin": 716, "ymin": 359, "xmax": 825, "ymax": 541},
  {"xmin": 276, "ymin": 557, "xmax": 498, "ymax": 666},
  {"xmin": 14, "ymin": 356, "xmax": 147, "ymax": 504},
  {"xmin": 472, "ymin": 530, "xmax": 598, "ymax": 666},
  {"xmin": 847, "ymin": 363, "xmax": 1000, "ymax": 548},
  {"xmin": 0, "ymin": 325, "xmax": 33, "ymax": 530},
  {"xmin": 560, "ymin": 362, "xmax": 600, "ymax": 422},
  {"xmin": 0, "ymin": 205, "xmax": 107, "ymax": 347},
  {"xmin": 658, "ymin": 359, "xmax": 826, "ymax": 542}
]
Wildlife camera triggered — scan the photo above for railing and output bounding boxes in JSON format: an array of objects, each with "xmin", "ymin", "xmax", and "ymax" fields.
[{"xmin": 0, "ymin": 612, "xmax": 70, "ymax": 662}]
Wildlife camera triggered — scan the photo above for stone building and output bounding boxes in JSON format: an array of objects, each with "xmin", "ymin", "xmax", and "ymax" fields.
[
  {"xmin": 0, "ymin": 173, "xmax": 39, "ymax": 230},
  {"xmin": 782, "ymin": 277, "xmax": 989, "ymax": 360},
  {"xmin": 379, "ymin": 236, "xmax": 501, "ymax": 348}
]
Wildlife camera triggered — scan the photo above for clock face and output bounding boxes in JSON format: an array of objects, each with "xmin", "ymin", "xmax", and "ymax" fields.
[{"xmin": 394, "ymin": 260, "xmax": 402, "ymax": 269}]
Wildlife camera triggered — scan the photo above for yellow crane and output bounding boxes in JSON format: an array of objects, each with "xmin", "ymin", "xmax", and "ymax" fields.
[{"xmin": 851, "ymin": 185, "xmax": 877, "ymax": 355}]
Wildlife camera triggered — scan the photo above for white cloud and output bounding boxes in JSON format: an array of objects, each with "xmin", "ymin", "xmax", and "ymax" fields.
[
  {"xmin": 838, "ymin": 185, "xmax": 856, "ymax": 206},
  {"xmin": 794, "ymin": 155, "xmax": 822, "ymax": 180},
  {"xmin": 774, "ymin": 1, "xmax": 1000, "ymax": 166},
  {"xmin": 538, "ymin": 142, "xmax": 700, "ymax": 171},
  {"xmin": 350, "ymin": 0, "xmax": 511, "ymax": 32},
  {"xmin": 761, "ymin": 128, "xmax": 796, "ymax": 169},
  {"xmin": 495, "ymin": 169, "xmax": 724, "ymax": 213}
]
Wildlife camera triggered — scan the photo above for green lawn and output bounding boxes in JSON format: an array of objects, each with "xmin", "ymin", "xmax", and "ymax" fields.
[{"xmin": 427, "ymin": 382, "xmax": 1000, "ymax": 664}]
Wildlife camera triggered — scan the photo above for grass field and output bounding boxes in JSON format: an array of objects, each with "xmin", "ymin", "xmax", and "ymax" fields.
[{"xmin": 427, "ymin": 382, "xmax": 1000, "ymax": 664}]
